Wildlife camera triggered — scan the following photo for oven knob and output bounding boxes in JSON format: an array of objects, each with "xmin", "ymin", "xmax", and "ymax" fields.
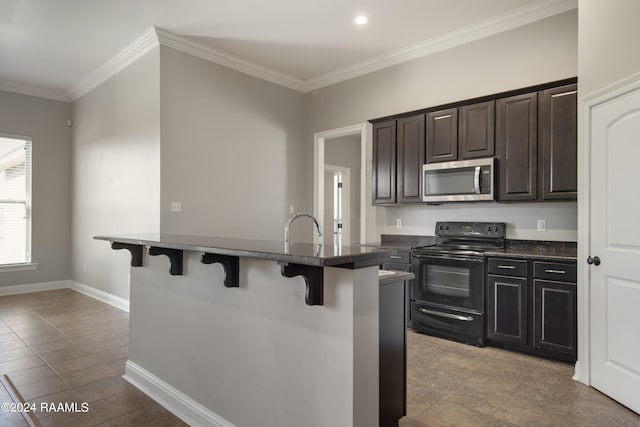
[
  {"xmin": 495, "ymin": 226, "xmax": 500, "ymax": 233},
  {"xmin": 445, "ymin": 226, "xmax": 449, "ymax": 231},
  {"xmin": 488, "ymin": 226, "xmax": 492, "ymax": 232}
]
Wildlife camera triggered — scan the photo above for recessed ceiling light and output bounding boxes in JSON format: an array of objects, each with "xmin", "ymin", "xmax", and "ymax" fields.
[{"xmin": 355, "ymin": 15, "xmax": 368, "ymax": 25}]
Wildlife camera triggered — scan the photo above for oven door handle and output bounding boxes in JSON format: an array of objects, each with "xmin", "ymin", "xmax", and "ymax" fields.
[
  {"xmin": 418, "ymin": 307, "xmax": 474, "ymax": 322},
  {"xmin": 412, "ymin": 254, "xmax": 483, "ymax": 263}
]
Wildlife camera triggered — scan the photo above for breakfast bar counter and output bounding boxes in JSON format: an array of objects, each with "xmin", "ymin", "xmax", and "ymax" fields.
[{"xmin": 95, "ymin": 233, "xmax": 398, "ymax": 427}]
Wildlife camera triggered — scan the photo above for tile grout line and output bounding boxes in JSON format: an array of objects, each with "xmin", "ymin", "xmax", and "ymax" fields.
[
  {"xmin": 1, "ymin": 309, "xmax": 112, "ymax": 424},
  {"xmin": 0, "ymin": 296, "xmax": 155, "ymax": 426}
]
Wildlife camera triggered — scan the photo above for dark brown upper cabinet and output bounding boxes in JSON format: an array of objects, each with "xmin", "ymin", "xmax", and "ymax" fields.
[
  {"xmin": 426, "ymin": 108, "xmax": 457, "ymax": 163},
  {"xmin": 372, "ymin": 120, "xmax": 397, "ymax": 205},
  {"xmin": 369, "ymin": 78, "xmax": 577, "ymax": 206},
  {"xmin": 397, "ymin": 115, "xmax": 425, "ymax": 203},
  {"xmin": 496, "ymin": 93, "xmax": 538, "ymax": 201},
  {"xmin": 426, "ymin": 102, "xmax": 494, "ymax": 163},
  {"xmin": 459, "ymin": 101, "xmax": 495, "ymax": 159},
  {"xmin": 539, "ymin": 84, "xmax": 578, "ymax": 200}
]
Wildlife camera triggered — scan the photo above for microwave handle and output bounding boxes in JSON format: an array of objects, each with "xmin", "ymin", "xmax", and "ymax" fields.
[{"xmin": 473, "ymin": 166, "xmax": 481, "ymax": 194}]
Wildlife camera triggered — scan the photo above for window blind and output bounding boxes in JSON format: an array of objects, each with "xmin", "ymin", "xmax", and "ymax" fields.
[{"xmin": 0, "ymin": 135, "xmax": 32, "ymax": 265}]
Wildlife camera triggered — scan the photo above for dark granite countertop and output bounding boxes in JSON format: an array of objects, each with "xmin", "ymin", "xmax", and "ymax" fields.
[
  {"xmin": 356, "ymin": 234, "xmax": 436, "ymax": 250},
  {"xmin": 379, "ymin": 270, "xmax": 415, "ymax": 285},
  {"xmin": 485, "ymin": 240, "xmax": 577, "ymax": 262},
  {"xmin": 94, "ymin": 233, "xmax": 396, "ymax": 268}
]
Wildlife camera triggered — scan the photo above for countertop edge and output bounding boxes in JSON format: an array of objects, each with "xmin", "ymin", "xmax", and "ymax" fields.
[
  {"xmin": 379, "ymin": 271, "xmax": 415, "ymax": 285},
  {"xmin": 94, "ymin": 235, "xmax": 396, "ymax": 269},
  {"xmin": 484, "ymin": 250, "xmax": 577, "ymax": 262}
]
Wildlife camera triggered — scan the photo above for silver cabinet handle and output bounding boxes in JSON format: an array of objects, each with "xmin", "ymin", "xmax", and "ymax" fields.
[
  {"xmin": 389, "ymin": 255, "xmax": 403, "ymax": 259},
  {"xmin": 418, "ymin": 307, "xmax": 473, "ymax": 322},
  {"xmin": 545, "ymin": 269, "xmax": 566, "ymax": 274},
  {"xmin": 498, "ymin": 265, "xmax": 516, "ymax": 269}
]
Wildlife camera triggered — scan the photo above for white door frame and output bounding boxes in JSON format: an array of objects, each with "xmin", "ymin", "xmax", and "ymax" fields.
[
  {"xmin": 577, "ymin": 70, "xmax": 640, "ymax": 385},
  {"xmin": 314, "ymin": 123, "xmax": 368, "ymax": 245}
]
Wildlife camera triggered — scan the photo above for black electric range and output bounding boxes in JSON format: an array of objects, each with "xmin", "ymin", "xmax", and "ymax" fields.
[{"xmin": 410, "ymin": 222, "xmax": 505, "ymax": 346}]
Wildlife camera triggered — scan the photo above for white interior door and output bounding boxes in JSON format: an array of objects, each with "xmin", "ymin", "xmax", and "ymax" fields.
[{"xmin": 590, "ymin": 85, "xmax": 640, "ymax": 414}]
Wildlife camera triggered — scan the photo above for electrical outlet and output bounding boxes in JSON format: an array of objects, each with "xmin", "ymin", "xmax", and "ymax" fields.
[
  {"xmin": 289, "ymin": 205, "xmax": 295, "ymax": 214},
  {"xmin": 171, "ymin": 202, "xmax": 182, "ymax": 213},
  {"xmin": 396, "ymin": 218, "xmax": 402, "ymax": 228},
  {"xmin": 537, "ymin": 219, "xmax": 546, "ymax": 232}
]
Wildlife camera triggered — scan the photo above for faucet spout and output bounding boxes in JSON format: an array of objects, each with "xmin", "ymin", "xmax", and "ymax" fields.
[{"xmin": 284, "ymin": 212, "xmax": 322, "ymax": 245}]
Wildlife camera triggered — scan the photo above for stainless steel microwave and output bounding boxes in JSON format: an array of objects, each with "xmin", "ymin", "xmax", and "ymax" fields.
[{"xmin": 422, "ymin": 158, "xmax": 495, "ymax": 203}]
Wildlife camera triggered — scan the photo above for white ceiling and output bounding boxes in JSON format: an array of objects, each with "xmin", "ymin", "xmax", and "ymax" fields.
[{"xmin": 0, "ymin": 0, "xmax": 577, "ymax": 101}]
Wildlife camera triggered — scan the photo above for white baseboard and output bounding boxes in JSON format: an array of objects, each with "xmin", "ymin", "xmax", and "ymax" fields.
[
  {"xmin": 0, "ymin": 280, "xmax": 68, "ymax": 296},
  {"xmin": 124, "ymin": 360, "xmax": 235, "ymax": 427},
  {"xmin": 68, "ymin": 280, "xmax": 130, "ymax": 312},
  {"xmin": 0, "ymin": 279, "xmax": 130, "ymax": 313}
]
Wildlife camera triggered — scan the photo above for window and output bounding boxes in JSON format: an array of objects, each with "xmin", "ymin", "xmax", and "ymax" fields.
[{"xmin": 0, "ymin": 135, "xmax": 32, "ymax": 266}]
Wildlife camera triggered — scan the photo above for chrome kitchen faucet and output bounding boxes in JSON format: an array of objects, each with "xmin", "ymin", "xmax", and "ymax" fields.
[{"xmin": 284, "ymin": 212, "xmax": 322, "ymax": 246}]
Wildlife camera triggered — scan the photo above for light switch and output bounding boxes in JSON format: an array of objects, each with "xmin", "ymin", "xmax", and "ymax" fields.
[{"xmin": 171, "ymin": 202, "xmax": 182, "ymax": 213}]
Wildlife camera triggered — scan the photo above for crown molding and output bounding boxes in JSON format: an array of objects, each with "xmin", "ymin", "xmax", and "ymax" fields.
[
  {"xmin": 0, "ymin": 79, "xmax": 70, "ymax": 102},
  {"xmin": 303, "ymin": 0, "xmax": 578, "ymax": 92},
  {"xmin": 67, "ymin": 26, "xmax": 160, "ymax": 101},
  {"xmin": 0, "ymin": 0, "xmax": 577, "ymax": 101},
  {"xmin": 154, "ymin": 28, "xmax": 306, "ymax": 92}
]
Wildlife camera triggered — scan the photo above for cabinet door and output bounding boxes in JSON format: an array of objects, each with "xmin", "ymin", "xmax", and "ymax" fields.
[
  {"xmin": 397, "ymin": 115, "xmax": 425, "ymax": 203},
  {"xmin": 372, "ymin": 120, "xmax": 397, "ymax": 205},
  {"xmin": 496, "ymin": 93, "xmax": 538, "ymax": 201},
  {"xmin": 533, "ymin": 279, "xmax": 577, "ymax": 359},
  {"xmin": 487, "ymin": 274, "xmax": 528, "ymax": 345},
  {"xmin": 539, "ymin": 84, "xmax": 578, "ymax": 200},
  {"xmin": 379, "ymin": 279, "xmax": 406, "ymax": 426},
  {"xmin": 426, "ymin": 108, "xmax": 458, "ymax": 163},
  {"xmin": 459, "ymin": 101, "xmax": 495, "ymax": 159}
]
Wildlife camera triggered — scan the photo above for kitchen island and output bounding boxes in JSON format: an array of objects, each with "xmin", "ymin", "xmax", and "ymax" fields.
[{"xmin": 95, "ymin": 233, "xmax": 397, "ymax": 427}]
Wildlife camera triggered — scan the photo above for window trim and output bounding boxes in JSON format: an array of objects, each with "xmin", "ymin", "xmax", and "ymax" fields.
[
  {"xmin": 0, "ymin": 133, "xmax": 33, "ymax": 266},
  {"xmin": 0, "ymin": 262, "xmax": 39, "ymax": 272}
]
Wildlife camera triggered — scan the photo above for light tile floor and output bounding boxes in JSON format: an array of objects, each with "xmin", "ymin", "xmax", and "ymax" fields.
[
  {"xmin": 0, "ymin": 289, "xmax": 187, "ymax": 427},
  {"xmin": 402, "ymin": 330, "xmax": 640, "ymax": 427},
  {"xmin": 1, "ymin": 289, "xmax": 638, "ymax": 426}
]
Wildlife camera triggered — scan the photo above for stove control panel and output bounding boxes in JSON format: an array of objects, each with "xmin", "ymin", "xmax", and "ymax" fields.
[{"xmin": 435, "ymin": 222, "xmax": 505, "ymax": 238}]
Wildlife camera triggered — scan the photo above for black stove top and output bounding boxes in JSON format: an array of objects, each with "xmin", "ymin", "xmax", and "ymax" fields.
[{"xmin": 412, "ymin": 221, "xmax": 506, "ymax": 255}]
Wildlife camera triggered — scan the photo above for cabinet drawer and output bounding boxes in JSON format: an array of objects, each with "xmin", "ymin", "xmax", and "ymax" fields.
[
  {"xmin": 534, "ymin": 261, "xmax": 577, "ymax": 283},
  {"xmin": 487, "ymin": 258, "xmax": 527, "ymax": 277},
  {"xmin": 385, "ymin": 250, "xmax": 411, "ymax": 264}
]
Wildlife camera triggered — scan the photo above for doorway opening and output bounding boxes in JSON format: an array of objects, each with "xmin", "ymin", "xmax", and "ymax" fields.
[{"xmin": 314, "ymin": 124, "xmax": 368, "ymax": 245}]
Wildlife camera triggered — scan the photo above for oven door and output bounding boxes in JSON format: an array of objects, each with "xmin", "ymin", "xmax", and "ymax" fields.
[{"xmin": 411, "ymin": 252, "xmax": 484, "ymax": 313}]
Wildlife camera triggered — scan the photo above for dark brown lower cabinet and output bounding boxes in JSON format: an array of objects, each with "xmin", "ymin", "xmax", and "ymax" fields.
[
  {"xmin": 379, "ymin": 277, "xmax": 407, "ymax": 427},
  {"xmin": 533, "ymin": 279, "xmax": 577, "ymax": 358},
  {"xmin": 486, "ymin": 257, "xmax": 577, "ymax": 363},
  {"xmin": 487, "ymin": 275, "xmax": 528, "ymax": 345}
]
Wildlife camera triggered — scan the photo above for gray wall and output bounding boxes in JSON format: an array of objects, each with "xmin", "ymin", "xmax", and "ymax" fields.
[
  {"xmin": 0, "ymin": 90, "xmax": 72, "ymax": 287},
  {"xmin": 71, "ymin": 48, "xmax": 161, "ymax": 300},
  {"xmin": 159, "ymin": 46, "xmax": 309, "ymax": 242},
  {"xmin": 578, "ymin": 0, "xmax": 640, "ymax": 96},
  {"xmin": 306, "ymin": 10, "xmax": 579, "ymax": 241}
]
